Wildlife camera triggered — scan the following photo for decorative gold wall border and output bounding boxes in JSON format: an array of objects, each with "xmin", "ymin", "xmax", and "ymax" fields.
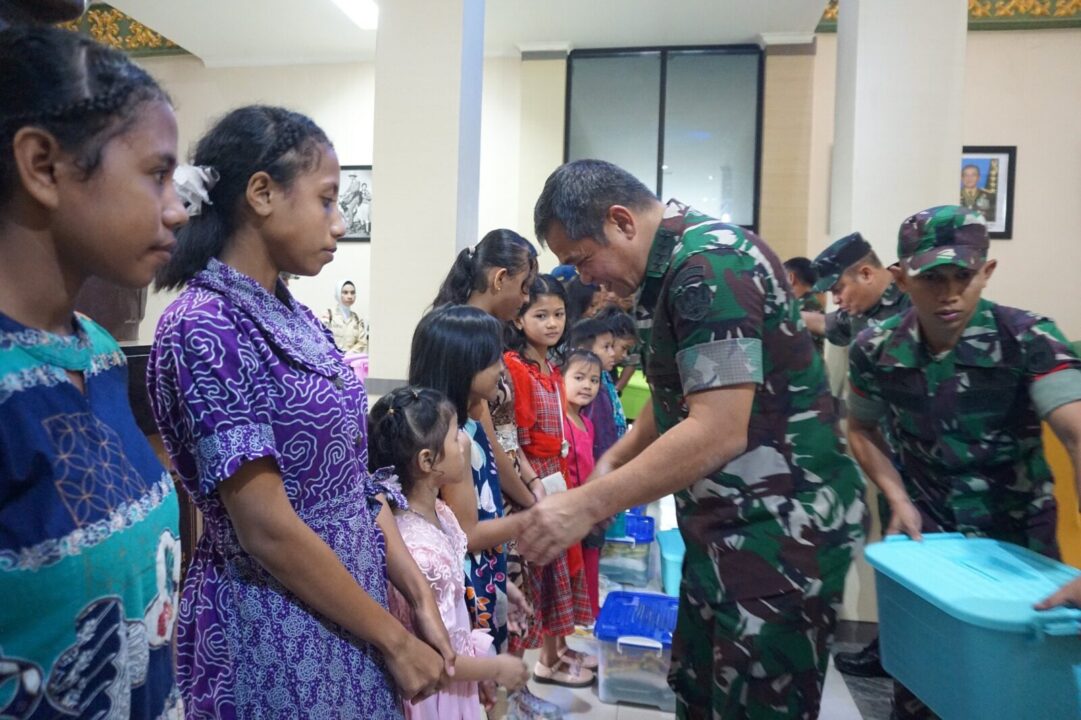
[
  {"xmin": 58, "ymin": 3, "xmax": 187, "ymax": 57},
  {"xmin": 818, "ymin": 0, "xmax": 1081, "ymax": 33}
]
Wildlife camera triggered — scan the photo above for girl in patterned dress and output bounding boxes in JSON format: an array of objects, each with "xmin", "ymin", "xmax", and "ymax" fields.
[
  {"xmin": 504, "ymin": 275, "xmax": 596, "ymax": 688},
  {"xmin": 369, "ymin": 386, "xmax": 530, "ymax": 720},
  {"xmin": 0, "ymin": 27, "xmax": 185, "ymax": 719},
  {"xmin": 408, "ymin": 305, "xmax": 530, "ymax": 655},
  {"xmin": 149, "ymin": 106, "xmax": 454, "ymax": 718},
  {"xmin": 431, "ymin": 233, "xmax": 566, "ymax": 719}
]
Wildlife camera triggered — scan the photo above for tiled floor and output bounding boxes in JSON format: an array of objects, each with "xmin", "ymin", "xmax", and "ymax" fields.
[
  {"xmin": 832, "ymin": 641, "xmax": 893, "ymax": 720},
  {"xmin": 489, "ymin": 647, "xmax": 866, "ymax": 719}
]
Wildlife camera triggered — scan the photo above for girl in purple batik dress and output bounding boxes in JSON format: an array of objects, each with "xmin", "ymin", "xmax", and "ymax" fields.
[{"xmin": 148, "ymin": 106, "xmax": 454, "ymax": 719}]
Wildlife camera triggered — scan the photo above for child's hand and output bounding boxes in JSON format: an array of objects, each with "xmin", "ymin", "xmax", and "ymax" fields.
[
  {"xmin": 494, "ymin": 654, "xmax": 529, "ymax": 692},
  {"xmin": 506, "ymin": 582, "xmax": 533, "ymax": 635},
  {"xmin": 478, "ymin": 680, "xmax": 498, "ymax": 710}
]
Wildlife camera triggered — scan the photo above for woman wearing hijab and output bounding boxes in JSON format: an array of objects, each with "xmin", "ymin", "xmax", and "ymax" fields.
[{"xmin": 321, "ymin": 280, "xmax": 369, "ymax": 380}]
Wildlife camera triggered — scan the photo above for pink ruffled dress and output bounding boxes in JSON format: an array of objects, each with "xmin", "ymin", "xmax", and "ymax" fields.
[{"xmin": 388, "ymin": 499, "xmax": 495, "ymax": 720}]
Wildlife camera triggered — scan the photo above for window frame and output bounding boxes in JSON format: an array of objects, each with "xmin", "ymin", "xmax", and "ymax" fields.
[{"xmin": 563, "ymin": 44, "xmax": 765, "ymax": 232}]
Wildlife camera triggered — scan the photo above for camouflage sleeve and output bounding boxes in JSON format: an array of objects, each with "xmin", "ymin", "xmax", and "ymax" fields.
[
  {"xmin": 824, "ymin": 309, "xmax": 853, "ymax": 346},
  {"xmin": 1022, "ymin": 318, "xmax": 1081, "ymax": 418},
  {"xmin": 847, "ymin": 331, "xmax": 887, "ymax": 424},
  {"xmin": 667, "ymin": 250, "xmax": 764, "ymax": 395}
]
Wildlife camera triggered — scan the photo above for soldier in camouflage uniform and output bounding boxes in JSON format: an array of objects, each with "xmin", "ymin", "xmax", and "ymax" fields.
[
  {"xmin": 784, "ymin": 256, "xmax": 824, "ymax": 355},
  {"xmin": 803, "ymin": 232, "xmax": 909, "ymax": 349},
  {"xmin": 803, "ymin": 234, "xmax": 912, "ymax": 679},
  {"xmin": 520, "ymin": 159, "xmax": 866, "ymax": 720},
  {"xmin": 847, "ymin": 205, "xmax": 1081, "ymax": 719}
]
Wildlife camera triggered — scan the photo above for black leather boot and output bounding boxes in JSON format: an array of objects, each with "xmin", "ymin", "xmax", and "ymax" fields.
[{"xmin": 834, "ymin": 637, "xmax": 889, "ymax": 678}]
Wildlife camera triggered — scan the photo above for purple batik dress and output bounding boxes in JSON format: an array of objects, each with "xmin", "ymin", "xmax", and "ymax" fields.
[{"xmin": 147, "ymin": 259, "xmax": 401, "ymax": 720}]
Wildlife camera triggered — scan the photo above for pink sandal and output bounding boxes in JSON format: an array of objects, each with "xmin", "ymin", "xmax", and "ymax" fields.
[{"xmin": 533, "ymin": 657, "xmax": 595, "ymax": 688}]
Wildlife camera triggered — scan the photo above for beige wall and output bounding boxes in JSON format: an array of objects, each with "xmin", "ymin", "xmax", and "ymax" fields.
[
  {"xmin": 517, "ymin": 57, "xmax": 566, "ymax": 272},
  {"xmin": 134, "ymin": 56, "xmax": 376, "ymax": 343},
  {"xmin": 133, "ymin": 54, "xmax": 549, "ymax": 347},
  {"xmin": 964, "ymin": 29, "xmax": 1081, "ymax": 338},
  {"xmin": 758, "ymin": 46, "xmax": 816, "ymax": 261},
  {"xmin": 806, "ymin": 29, "xmax": 1081, "ymax": 339}
]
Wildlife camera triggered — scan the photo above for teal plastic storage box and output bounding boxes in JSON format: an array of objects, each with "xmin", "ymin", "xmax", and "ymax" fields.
[
  {"xmin": 600, "ymin": 515, "xmax": 654, "ymax": 587},
  {"xmin": 657, "ymin": 528, "xmax": 685, "ymax": 597},
  {"xmin": 594, "ymin": 591, "xmax": 679, "ymax": 711},
  {"xmin": 865, "ymin": 533, "xmax": 1081, "ymax": 720}
]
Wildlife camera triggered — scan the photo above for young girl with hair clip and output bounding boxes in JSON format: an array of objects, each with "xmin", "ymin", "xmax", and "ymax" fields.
[
  {"xmin": 368, "ymin": 386, "xmax": 530, "ymax": 720},
  {"xmin": 504, "ymin": 275, "xmax": 596, "ymax": 688},
  {"xmin": 0, "ymin": 26, "xmax": 186, "ymax": 718},
  {"xmin": 148, "ymin": 105, "xmax": 454, "ymax": 718}
]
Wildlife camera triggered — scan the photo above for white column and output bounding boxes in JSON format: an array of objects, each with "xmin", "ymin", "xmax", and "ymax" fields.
[
  {"xmin": 830, "ymin": 0, "xmax": 968, "ymax": 623},
  {"xmin": 830, "ymin": 0, "xmax": 968, "ymax": 261},
  {"xmin": 367, "ymin": 0, "xmax": 485, "ymax": 390}
]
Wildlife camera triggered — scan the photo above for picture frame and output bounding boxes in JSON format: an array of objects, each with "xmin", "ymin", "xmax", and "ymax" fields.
[
  {"xmin": 960, "ymin": 146, "xmax": 1015, "ymax": 239},
  {"xmin": 338, "ymin": 165, "xmax": 372, "ymax": 241}
]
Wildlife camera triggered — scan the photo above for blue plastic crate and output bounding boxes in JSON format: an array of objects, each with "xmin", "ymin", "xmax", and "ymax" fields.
[
  {"xmin": 865, "ymin": 533, "xmax": 1081, "ymax": 720},
  {"xmin": 594, "ymin": 591, "xmax": 679, "ymax": 711}
]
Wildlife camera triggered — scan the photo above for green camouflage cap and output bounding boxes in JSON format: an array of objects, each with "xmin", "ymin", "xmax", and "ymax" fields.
[
  {"xmin": 810, "ymin": 232, "xmax": 872, "ymax": 293},
  {"xmin": 898, "ymin": 205, "xmax": 988, "ymax": 276}
]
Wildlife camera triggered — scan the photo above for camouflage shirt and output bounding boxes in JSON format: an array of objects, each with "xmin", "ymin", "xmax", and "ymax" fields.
[
  {"xmin": 824, "ymin": 281, "xmax": 909, "ymax": 347},
  {"xmin": 635, "ymin": 201, "xmax": 865, "ymax": 601},
  {"xmin": 799, "ymin": 292, "xmax": 826, "ymax": 355},
  {"xmin": 849, "ymin": 299, "xmax": 1081, "ymax": 544}
]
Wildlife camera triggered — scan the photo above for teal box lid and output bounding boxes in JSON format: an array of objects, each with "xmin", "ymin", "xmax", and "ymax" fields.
[
  {"xmin": 657, "ymin": 528, "xmax": 685, "ymax": 559},
  {"xmin": 595, "ymin": 591, "xmax": 679, "ymax": 647},
  {"xmin": 865, "ymin": 533, "xmax": 1081, "ymax": 636}
]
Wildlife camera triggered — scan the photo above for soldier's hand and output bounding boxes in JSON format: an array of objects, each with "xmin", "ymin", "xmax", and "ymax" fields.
[
  {"xmin": 885, "ymin": 498, "xmax": 923, "ymax": 541},
  {"xmin": 1035, "ymin": 577, "xmax": 1081, "ymax": 611},
  {"xmin": 518, "ymin": 489, "xmax": 595, "ymax": 565}
]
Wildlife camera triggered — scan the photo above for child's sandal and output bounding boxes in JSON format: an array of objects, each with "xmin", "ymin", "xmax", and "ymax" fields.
[
  {"xmin": 558, "ymin": 647, "xmax": 598, "ymax": 671},
  {"xmin": 532, "ymin": 657, "xmax": 594, "ymax": 688}
]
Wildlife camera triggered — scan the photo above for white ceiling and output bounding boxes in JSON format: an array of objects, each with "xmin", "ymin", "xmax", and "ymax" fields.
[{"xmin": 112, "ymin": 0, "xmax": 826, "ymax": 67}]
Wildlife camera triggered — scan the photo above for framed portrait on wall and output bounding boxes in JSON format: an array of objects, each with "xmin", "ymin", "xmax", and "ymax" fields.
[
  {"xmin": 960, "ymin": 146, "xmax": 1015, "ymax": 239},
  {"xmin": 338, "ymin": 165, "xmax": 372, "ymax": 241}
]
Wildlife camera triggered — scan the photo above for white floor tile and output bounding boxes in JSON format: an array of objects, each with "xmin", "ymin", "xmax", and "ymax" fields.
[{"xmin": 821, "ymin": 656, "xmax": 864, "ymax": 720}]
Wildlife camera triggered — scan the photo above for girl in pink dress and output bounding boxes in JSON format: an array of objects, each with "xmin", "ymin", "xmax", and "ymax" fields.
[
  {"xmin": 370, "ymin": 387, "xmax": 530, "ymax": 719},
  {"xmin": 561, "ymin": 349, "xmax": 603, "ymax": 618}
]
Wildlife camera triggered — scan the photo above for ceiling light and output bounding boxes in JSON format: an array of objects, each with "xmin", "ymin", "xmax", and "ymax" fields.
[{"xmin": 331, "ymin": 0, "xmax": 379, "ymax": 30}]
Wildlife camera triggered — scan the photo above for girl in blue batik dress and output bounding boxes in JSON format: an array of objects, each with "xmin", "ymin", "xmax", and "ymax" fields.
[{"xmin": 0, "ymin": 26, "xmax": 186, "ymax": 719}]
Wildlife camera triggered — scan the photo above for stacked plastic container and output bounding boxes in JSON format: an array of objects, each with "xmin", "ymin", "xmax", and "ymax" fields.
[
  {"xmin": 594, "ymin": 591, "xmax": 679, "ymax": 711},
  {"xmin": 865, "ymin": 533, "xmax": 1081, "ymax": 720},
  {"xmin": 599, "ymin": 513, "xmax": 655, "ymax": 586},
  {"xmin": 657, "ymin": 528, "xmax": 685, "ymax": 597}
]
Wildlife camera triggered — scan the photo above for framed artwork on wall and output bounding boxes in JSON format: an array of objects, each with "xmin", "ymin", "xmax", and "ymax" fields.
[
  {"xmin": 338, "ymin": 165, "xmax": 372, "ymax": 241},
  {"xmin": 960, "ymin": 146, "xmax": 1016, "ymax": 239}
]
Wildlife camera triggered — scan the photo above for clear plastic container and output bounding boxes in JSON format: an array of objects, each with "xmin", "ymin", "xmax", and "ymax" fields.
[
  {"xmin": 594, "ymin": 591, "xmax": 679, "ymax": 711},
  {"xmin": 600, "ymin": 514, "xmax": 654, "ymax": 587}
]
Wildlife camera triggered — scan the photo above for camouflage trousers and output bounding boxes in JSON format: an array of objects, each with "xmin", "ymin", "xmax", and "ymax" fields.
[{"xmin": 669, "ymin": 536, "xmax": 858, "ymax": 720}]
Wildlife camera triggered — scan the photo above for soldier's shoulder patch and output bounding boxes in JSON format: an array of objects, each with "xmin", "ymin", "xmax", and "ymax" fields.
[{"xmin": 671, "ymin": 262, "xmax": 713, "ymax": 322}]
